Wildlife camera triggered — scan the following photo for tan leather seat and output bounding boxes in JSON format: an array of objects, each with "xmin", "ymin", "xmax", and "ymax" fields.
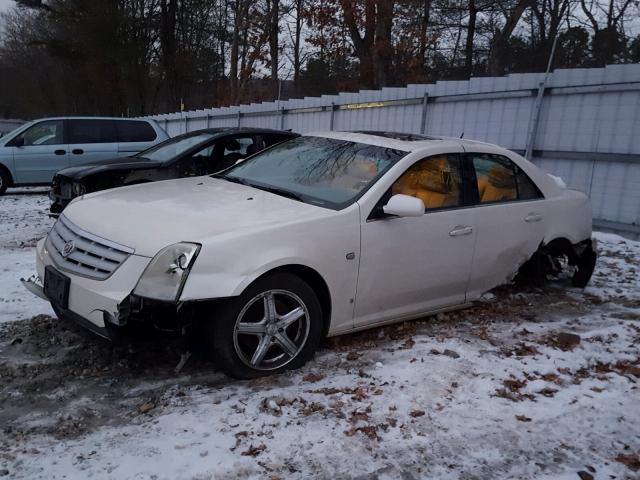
[
  {"xmin": 392, "ymin": 156, "xmax": 459, "ymax": 209},
  {"xmin": 478, "ymin": 166, "xmax": 517, "ymax": 202}
]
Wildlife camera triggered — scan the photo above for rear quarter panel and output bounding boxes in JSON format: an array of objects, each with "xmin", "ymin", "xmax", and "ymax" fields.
[{"xmin": 540, "ymin": 188, "xmax": 592, "ymax": 244}]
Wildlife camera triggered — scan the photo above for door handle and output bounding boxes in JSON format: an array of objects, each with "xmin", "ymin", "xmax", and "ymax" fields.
[
  {"xmin": 524, "ymin": 212, "xmax": 543, "ymax": 223},
  {"xmin": 54, "ymin": 149, "xmax": 66, "ymax": 155},
  {"xmin": 449, "ymin": 225, "xmax": 473, "ymax": 237},
  {"xmin": 72, "ymin": 149, "xmax": 84, "ymax": 155}
]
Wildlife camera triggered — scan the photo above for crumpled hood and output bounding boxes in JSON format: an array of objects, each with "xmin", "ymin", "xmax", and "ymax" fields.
[
  {"xmin": 56, "ymin": 156, "xmax": 161, "ymax": 180},
  {"xmin": 62, "ymin": 176, "xmax": 330, "ymax": 256}
]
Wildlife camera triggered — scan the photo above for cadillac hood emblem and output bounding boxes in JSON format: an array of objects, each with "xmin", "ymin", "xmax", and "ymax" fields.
[{"xmin": 62, "ymin": 240, "xmax": 75, "ymax": 257}]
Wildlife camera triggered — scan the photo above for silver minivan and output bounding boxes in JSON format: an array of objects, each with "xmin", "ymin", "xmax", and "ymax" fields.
[{"xmin": 0, "ymin": 117, "xmax": 168, "ymax": 194}]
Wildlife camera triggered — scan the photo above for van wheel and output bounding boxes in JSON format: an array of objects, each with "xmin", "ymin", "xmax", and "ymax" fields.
[
  {"xmin": 208, "ymin": 272, "xmax": 323, "ymax": 379},
  {"xmin": 0, "ymin": 168, "xmax": 9, "ymax": 195}
]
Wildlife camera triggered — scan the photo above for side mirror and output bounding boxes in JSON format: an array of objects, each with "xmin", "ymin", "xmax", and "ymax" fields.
[{"xmin": 382, "ymin": 194, "xmax": 425, "ymax": 217}]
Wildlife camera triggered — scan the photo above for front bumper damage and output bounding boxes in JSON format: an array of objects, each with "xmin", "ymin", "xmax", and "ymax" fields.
[{"xmin": 23, "ymin": 238, "xmax": 196, "ymax": 341}]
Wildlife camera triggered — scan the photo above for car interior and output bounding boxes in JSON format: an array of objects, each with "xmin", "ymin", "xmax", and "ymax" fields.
[
  {"xmin": 475, "ymin": 157, "xmax": 518, "ymax": 203},
  {"xmin": 391, "ymin": 155, "xmax": 461, "ymax": 209}
]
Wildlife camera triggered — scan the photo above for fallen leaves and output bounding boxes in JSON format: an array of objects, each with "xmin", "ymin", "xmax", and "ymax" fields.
[
  {"xmin": 515, "ymin": 415, "xmax": 532, "ymax": 422},
  {"xmin": 495, "ymin": 377, "xmax": 535, "ymax": 402},
  {"xmin": 614, "ymin": 452, "xmax": 640, "ymax": 471},
  {"xmin": 241, "ymin": 444, "xmax": 266, "ymax": 457},
  {"xmin": 138, "ymin": 401, "xmax": 155, "ymax": 414},
  {"xmin": 302, "ymin": 373, "xmax": 326, "ymax": 383},
  {"xmin": 346, "ymin": 351, "xmax": 361, "ymax": 361},
  {"xmin": 344, "ymin": 425, "xmax": 380, "ymax": 441},
  {"xmin": 409, "ymin": 409, "xmax": 425, "ymax": 418}
]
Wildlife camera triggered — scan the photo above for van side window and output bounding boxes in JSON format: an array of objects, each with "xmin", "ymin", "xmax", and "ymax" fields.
[
  {"xmin": 391, "ymin": 154, "xmax": 462, "ymax": 210},
  {"xmin": 68, "ymin": 120, "xmax": 117, "ymax": 144},
  {"xmin": 14, "ymin": 120, "xmax": 64, "ymax": 146},
  {"xmin": 116, "ymin": 121, "xmax": 157, "ymax": 142}
]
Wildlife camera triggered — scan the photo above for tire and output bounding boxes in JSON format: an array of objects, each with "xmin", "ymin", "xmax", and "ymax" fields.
[
  {"xmin": 572, "ymin": 242, "xmax": 597, "ymax": 288},
  {"xmin": 208, "ymin": 272, "xmax": 323, "ymax": 379},
  {"xmin": 0, "ymin": 168, "xmax": 9, "ymax": 195}
]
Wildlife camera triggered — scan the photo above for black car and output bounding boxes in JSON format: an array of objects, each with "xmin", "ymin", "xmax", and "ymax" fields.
[{"xmin": 49, "ymin": 127, "xmax": 298, "ymax": 215}]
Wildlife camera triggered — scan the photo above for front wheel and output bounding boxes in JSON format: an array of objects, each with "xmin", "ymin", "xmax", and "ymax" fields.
[
  {"xmin": 208, "ymin": 273, "xmax": 323, "ymax": 379},
  {"xmin": 0, "ymin": 168, "xmax": 9, "ymax": 195}
]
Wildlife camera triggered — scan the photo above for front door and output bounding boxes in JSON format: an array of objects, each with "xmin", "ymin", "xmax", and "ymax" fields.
[
  {"xmin": 354, "ymin": 152, "xmax": 477, "ymax": 327},
  {"xmin": 12, "ymin": 120, "xmax": 68, "ymax": 184}
]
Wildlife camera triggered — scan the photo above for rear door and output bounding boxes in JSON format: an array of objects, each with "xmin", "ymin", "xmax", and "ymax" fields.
[
  {"xmin": 11, "ymin": 120, "xmax": 68, "ymax": 183},
  {"xmin": 116, "ymin": 120, "xmax": 160, "ymax": 155},
  {"xmin": 464, "ymin": 149, "xmax": 546, "ymax": 299},
  {"xmin": 67, "ymin": 119, "xmax": 119, "ymax": 166}
]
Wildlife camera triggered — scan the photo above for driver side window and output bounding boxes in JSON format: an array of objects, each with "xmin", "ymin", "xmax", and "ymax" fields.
[
  {"xmin": 14, "ymin": 120, "xmax": 64, "ymax": 146},
  {"xmin": 391, "ymin": 154, "xmax": 463, "ymax": 210}
]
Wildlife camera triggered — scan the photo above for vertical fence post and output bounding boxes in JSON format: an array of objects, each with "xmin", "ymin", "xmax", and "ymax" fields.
[
  {"xmin": 280, "ymin": 107, "xmax": 285, "ymax": 130},
  {"xmin": 420, "ymin": 93, "xmax": 429, "ymax": 134},
  {"xmin": 329, "ymin": 103, "xmax": 335, "ymax": 131},
  {"xmin": 524, "ymin": 82, "xmax": 546, "ymax": 161},
  {"xmin": 237, "ymin": 110, "xmax": 242, "ymax": 127},
  {"xmin": 184, "ymin": 115, "xmax": 189, "ymax": 134},
  {"xmin": 206, "ymin": 114, "xmax": 211, "ymax": 129}
]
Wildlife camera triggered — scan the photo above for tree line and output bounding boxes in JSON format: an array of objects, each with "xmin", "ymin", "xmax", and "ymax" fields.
[{"xmin": 0, "ymin": 0, "xmax": 638, "ymax": 119}]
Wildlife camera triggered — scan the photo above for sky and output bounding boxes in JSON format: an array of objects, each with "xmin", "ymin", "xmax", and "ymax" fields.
[{"xmin": 0, "ymin": 0, "xmax": 11, "ymax": 13}]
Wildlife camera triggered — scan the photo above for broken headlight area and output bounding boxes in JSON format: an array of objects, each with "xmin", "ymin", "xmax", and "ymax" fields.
[{"xmin": 133, "ymin": 242, "xmax": 201, "ymax": 302}]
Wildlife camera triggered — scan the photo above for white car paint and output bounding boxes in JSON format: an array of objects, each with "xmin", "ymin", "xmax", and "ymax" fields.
[{"xmin": 33, "ymin": 132, "xmax": 592, "ymax": 335}]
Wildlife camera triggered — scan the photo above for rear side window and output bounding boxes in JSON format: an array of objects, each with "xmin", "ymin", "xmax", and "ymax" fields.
[
  {"xmin": 68, "ymin": 120, "xmax": 117, "ymax": 144},
  {"xmin": 516, "ymin": 169, "xmax": 543, "ymax": 200},
  {"xmin": 471, "ymin": 153, "xmax": 542, "ymax": 203},
  {"xmin": 116, "ymin": 121, "xmax": 157, "ymax": 142}
]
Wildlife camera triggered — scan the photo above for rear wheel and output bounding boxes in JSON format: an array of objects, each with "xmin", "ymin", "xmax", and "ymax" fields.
[
  {"xmin": 0, "ymin": 168, "xmax": 10, "ymax": 195},
  {"xmin": 208, "ymin": 272, "xmax": 323, "ymax": 379}
]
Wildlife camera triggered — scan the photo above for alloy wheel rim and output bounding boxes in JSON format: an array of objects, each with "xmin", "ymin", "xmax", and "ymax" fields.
[{"xmin": 233, "ymin": 289, "xmax": 310, "ymax": 371}]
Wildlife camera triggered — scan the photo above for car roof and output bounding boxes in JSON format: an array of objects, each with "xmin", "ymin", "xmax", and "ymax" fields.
[
  {"xmin": 303, "ymin": 130, "xmax": 500, "ymax": 154},
  {"xmin": 27, "ymin": 117, "xmax": 156, "ymax": 122},
  {"xmin": 175, "ymin": 127, "xmax": 299, "ymax": 137}
]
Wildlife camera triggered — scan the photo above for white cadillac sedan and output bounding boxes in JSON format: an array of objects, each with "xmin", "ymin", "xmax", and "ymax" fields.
[{"xmin": 24, "ymin": 131, "xmax": 596, "ymax": 378}]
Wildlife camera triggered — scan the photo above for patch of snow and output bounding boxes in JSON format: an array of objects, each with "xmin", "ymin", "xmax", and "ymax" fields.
[{"xmin": 0, "ymin": 191, "xmax": 54, "ymax": 323}]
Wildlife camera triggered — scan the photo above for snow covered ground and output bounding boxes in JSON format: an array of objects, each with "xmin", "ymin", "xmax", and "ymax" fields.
[
  {"xmin": 0, "ymin": 188, "xmax": 53, "ymax": 323},
  {"xmin": 0, "ymin": 189, "xmax": 639, "ymax": 479}
]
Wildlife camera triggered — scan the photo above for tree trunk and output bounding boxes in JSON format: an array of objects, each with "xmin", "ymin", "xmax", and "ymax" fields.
[
  {"xmin": 293, "ymin": 0, "xmax": 302, "ymax": 89},
  {"xmin": 269, "ymin": 0, "xmax": 279, "ymax": 98},
  {"xmin": 464, "ymin": 0, "xmax": 477, "ymax": 77},
  {"xmin": 373, "ymin": 0, "xmax": 394, "ymax": 87},
  {"xmin": 487, "ymin": 0, "xmax": 530, "ymax": 76}
]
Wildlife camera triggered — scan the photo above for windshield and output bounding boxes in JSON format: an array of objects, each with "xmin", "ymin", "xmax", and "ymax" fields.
[
  {"xmin": 219, "ymin": 136, "xmax": 407, "ymax": 209},
  {"xmin": 138, "ymin": 132, "xmax": 216, "ymax": 163}
]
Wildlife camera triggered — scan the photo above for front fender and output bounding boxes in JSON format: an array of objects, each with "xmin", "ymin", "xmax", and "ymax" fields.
[{"xmin": 180, "ymin": 255, "xmax": 326, "ymax": 301}]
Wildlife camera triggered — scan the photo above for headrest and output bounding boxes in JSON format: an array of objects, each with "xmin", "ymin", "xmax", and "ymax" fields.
[
  {"xmin": 415, "ymin": 157, "xmax": 453, "ymax": 194},
  {"xmin": 487, "ymin": 166, "xmax": 516, "ymax": 189},
  {"xmin": 225, "ymin": 139, "xmax": 241, "ymax": 151}
]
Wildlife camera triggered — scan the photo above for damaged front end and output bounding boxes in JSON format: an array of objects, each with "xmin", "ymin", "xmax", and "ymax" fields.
[{"xmin": 22, "ymin": 274, "xmax": 200, "ymax": 341}]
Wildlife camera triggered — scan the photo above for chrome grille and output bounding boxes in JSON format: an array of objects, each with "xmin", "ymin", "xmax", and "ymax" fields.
[{"xmin": 46, "ymin": 215, "xmax": 134, "ymax": 280}]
